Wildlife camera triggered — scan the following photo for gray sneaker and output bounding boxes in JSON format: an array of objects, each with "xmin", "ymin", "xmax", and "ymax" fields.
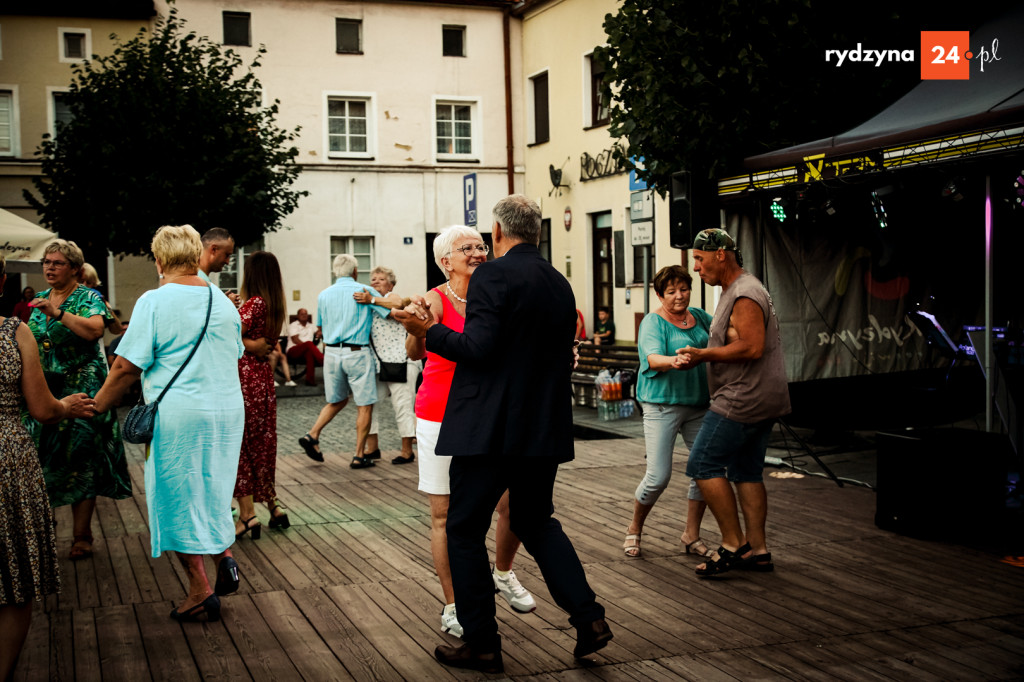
[
  {"xmin": 493, "ymin": 567, "xmax": 537, "ymax": 613},
  {"xmin": 441, "ymin": 606, "xmax": 463, "ymax": 638}
]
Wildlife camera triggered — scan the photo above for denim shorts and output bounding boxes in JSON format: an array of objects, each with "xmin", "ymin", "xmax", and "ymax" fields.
[
  {"xmin": 323, "ymin": 346, "xmax": 378, "ymax": 406},
  {"xmin": 685, "ymin": 410, "xmax": 775, "ymax": 483}
]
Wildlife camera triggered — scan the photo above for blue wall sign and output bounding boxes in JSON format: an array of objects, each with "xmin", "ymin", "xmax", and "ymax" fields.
[{"xmin": 463, "ymin": 173, "xmax": 477, "ymax": 226}]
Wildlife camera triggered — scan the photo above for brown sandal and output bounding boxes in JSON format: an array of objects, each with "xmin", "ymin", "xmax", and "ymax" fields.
[{"xmin": 69, "ymin": 534, "xmax": 94, "ymax": 561}]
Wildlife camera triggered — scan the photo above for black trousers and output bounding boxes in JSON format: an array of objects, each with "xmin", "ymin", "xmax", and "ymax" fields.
[{"xmin": 447, "ymin": 455, "xmax": 605, "ymax": 652}]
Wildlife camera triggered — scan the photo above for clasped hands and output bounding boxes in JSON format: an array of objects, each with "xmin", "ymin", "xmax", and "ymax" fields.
[
  {"xmin": 64, "ymin": 393, "xmax": 97, "ymax": 419},
  {"xmin": 392, "ymin": 296, "xmax": 435, "ymax": 337},
  {"xmin": 673, "ymin": 346, "xmax": 704, "ymax": 370}
]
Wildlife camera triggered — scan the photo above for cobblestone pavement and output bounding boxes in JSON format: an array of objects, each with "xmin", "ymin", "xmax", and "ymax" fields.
[{"xmin": 277, "ymin": 392, "xmax": 409, "ymax": 460}]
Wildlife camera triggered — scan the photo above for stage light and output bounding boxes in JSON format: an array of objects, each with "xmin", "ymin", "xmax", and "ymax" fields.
[
  {"xmin": 770, "ymin": 197, "xmax": 787, "ymax": 222},
  {"xmin": 870, "ymin": 190, "xmax": 888, "ymax": 229},
  {"xmin": 1014, "ymin": 170, "xmax": 1024, "ymax": 208}
]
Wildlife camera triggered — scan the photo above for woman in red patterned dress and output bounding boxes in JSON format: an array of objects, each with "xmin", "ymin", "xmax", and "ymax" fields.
[{"xmin": 233, "ymin": 252, "xmax": 288, "ymax": 539}]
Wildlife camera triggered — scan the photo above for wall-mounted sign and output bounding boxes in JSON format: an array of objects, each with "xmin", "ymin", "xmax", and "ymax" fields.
[
  {"xmin": 630, "ymin": 190, "xmax": 653, "ymax": 221},
  {"xmin": 631, "ymin": 220, "xmax": 654, "ymax": 246},
  {"xmin": 403, "ymin": 237, "xmax": 413, "ymax": 245},
  {"xmin": 564, "ymin": 207, "xmax": 572, "ymax": 230},
  {"xmin": 463, "ymin": 173, "xmax": 477, "ymax": 226},
  {"xmin": 580, "ymin": 148, "xmax": 626, "ymax": 182},
  {"xmin": 629, "ymin": 155, "xmax": 647, "ymax": 191}
]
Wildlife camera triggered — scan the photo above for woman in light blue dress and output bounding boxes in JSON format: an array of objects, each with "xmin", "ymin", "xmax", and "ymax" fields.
[{"xmin": 96, "ymin": 225, "xmax": 244, "ymax": 623}]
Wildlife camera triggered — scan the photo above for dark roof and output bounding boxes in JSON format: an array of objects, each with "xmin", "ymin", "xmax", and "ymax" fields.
[{"xmin": 745, "ymin": 5, "xmax": 1024, "ymax": 171}]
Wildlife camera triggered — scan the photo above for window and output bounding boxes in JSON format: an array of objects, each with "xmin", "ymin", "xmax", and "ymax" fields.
[
  {"xmin": 223, "ymin": 12, "xmax": 251, "ymax": 46},
  {"xmin": 435, "ymin": 99, "xmax": 478, "ymax": 160},
  {"xmin": 0, "ymin": 90, "xmax": 14, "ymax": 154},
  {"xmin": 52, "ymin": 92, "xmax": 73, "ymax": 135},
  {"xmin": 587, "ymin": 53, "xmax": 610, "ymax": 127},
  {"xmin": 326, "ymin": 95, "xmax": 372, "ymax": 158},
  {"xmin": 531, "ymin": 72, "xmax": 549, "ymax": 145},
  {"xmin": 217, "ymin": 239, "xmax": 264, "ymax": 296},
  {"xmin": 336, "ymin": 18, "xmax": 361, "ymax": 54},
  {"xmin": 330, "ymin": 237, "xmax": 374, "ymax": 285},
  {"xmin": 539, "ymin": 218, "xmax": 551, "ymax": 262},
  {"xmin": 58, "ymin": 27, "xmax": 91, "ymax": 63},
  {"xmin": 442, "ymin": 25, "xmax": 465, "ymax": 57}
]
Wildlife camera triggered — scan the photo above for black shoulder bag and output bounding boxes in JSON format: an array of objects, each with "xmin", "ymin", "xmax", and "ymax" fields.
[
  {"xmin": 370, "ymin": 338, "xmax": 407, "ymax": 383},
  {"xmin": 122, "ymin": 285, "xmax": 213, "ymax": 444}
]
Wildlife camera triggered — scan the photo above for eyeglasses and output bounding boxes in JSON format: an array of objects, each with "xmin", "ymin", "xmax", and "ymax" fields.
[
  {"xmin": 41, "ymin": 259, "xmax": 70, "ymax": 268},
  {"xmin": 451, "ymin": 244, "xmax": 489, "ymax": 256}
]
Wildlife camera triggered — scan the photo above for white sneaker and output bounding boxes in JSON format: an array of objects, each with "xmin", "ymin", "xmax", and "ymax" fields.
[
  {"xmin": 441, "ymin": 605, "xmax": 463, "ymax": 638},
  {"xmin": 273, "ymin": 380, "xmax": 280, "ymax": 387},
  {"xmin": 285, "ymin": 380, "xmax": 297, "ymax": 387},
  {"xmin": 493, "ymin": 567, "xmax": 537, "ymax": 613}
]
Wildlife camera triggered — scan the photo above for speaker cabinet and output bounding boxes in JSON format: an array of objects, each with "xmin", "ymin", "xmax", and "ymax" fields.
[{"xmin": 875, "ymin": 428, "xmax": 1009, "ymax": 539}]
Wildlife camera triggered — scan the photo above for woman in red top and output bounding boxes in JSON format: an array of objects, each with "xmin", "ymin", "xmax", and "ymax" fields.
[
  {"xmin": 407, "ymin": 226, "xmax": 536, "ymax": 639},
  {"xmin": 233, "ymin": 252, "xmax": 289, "ymax": 539}
]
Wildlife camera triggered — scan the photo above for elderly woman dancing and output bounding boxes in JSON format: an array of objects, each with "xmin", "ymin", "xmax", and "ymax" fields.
[
  {"xmin": 409, "ymin": 225, "xmax": 535, "ymax": 638},
  {"xmin": 624, "ymin": 266, "xmax": 714, "ymax": 559},
  {"xmin": 0, "ymin": 253, "xmax": 95, "ymax": 680},
  {"xmin": 24, "ymin": 239, "xmax": 131, "ymax": 561},
  {"xmin": 95, "ymin": 225, "xmax": 245, "ymax": 622}
]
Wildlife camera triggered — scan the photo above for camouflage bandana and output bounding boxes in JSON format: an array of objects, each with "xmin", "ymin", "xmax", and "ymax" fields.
[{"xmin": 692, "ymin": 228, "xmax": 743, "ymax": 267}]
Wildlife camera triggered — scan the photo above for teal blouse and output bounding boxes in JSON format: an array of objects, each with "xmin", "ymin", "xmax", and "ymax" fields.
[{"xmin": 636, "ymin": 308, "xmax": 712, "ymax": 406}]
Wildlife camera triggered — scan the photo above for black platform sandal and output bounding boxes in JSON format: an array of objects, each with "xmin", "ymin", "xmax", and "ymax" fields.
[
  {"xmin": 268, "ymin": 500, "xmax": 290, "ymax": 530},
  {"xmin": 695, "ymin": 543, "xmax": 751, "ymax": 578},
  {"xmin": 350, "ymin": 456, "xmax": 377, "ymax": 469}
]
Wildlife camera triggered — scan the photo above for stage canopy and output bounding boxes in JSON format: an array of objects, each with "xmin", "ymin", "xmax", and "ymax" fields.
[{"xmin": 0, "ymin": 209, "xmax": 56, "ymax": 270}]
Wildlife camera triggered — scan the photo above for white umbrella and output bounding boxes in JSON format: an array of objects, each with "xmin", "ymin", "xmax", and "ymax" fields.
[{"xmin": 0, "ymin": 209, "xmax": 56, "ymax": 269}]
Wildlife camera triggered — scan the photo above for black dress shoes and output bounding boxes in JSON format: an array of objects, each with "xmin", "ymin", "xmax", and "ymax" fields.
[
  {"xmin": 574, "ymin": 618, "xmax": 613, "ymax": 658},
  {"xmin": 434, "ymin": 643, "xmax": 504, "ymax": 674}
]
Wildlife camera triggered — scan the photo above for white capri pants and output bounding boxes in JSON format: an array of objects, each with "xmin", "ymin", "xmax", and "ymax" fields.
[{"xmin": 369, "ymin": 359, "xmax": 419, "ymax": 438}]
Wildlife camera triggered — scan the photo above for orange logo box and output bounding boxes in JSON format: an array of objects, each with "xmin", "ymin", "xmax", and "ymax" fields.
[{"xmin": 921, "ymin": 31, "xmax": 970, "ymax": 80}]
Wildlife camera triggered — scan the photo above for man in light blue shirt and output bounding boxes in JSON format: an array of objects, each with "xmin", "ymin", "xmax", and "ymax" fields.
[{"xmin": 299, "ymin": 254, "xmax": 389, "ymax": 468}]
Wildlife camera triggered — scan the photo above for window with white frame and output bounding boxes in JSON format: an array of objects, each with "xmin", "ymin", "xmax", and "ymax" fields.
[
  {"xmin": 216, "ymin": 238, "xmax": 264, "ymax": 296},
  {"xmin": 442, "ymin": 25, "xmax": 465, "ymax": 57},
  {"xmin": 59, "ymin": 27, "xmax": 91, "ymax": 63},
  {"xmin": 531, "ymin": 71, "xmax": 549, "ymax": 144},
  {"xmin": 326, "ymin": 95, "xmax": 372, "ymax": 158},
  {"xmin": 586, "ymin": 52, "xmax": 610, "ymax": 128},
  {"xmin": 330, "ymin": 236, "xmax": 374, "ymax": 285},
  {"xmin": 336, "ymin": 18, "xmax": 361, "ymax": 54},
  {"xmin": 0, "ymin": 90, "xmax": 16, "ymax": 155},
  {"xmin": 435, "ymin": 99, "xmax": 477, "ymax": 160},
  {"xmin": 52, "ymin": 91, "xmax": 73, "ymax": 136}
]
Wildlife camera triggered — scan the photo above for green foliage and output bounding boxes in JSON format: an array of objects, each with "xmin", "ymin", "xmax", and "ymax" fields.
[
  {"xmin": 595, "ymin": 0, "xmax": 923, "ymax": 192},
  {"xmin": 25, "ymin": 7, "xmax": 306, "ymax": 257}
]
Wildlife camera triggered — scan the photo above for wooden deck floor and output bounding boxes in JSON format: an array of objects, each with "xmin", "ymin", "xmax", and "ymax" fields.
[{"xmin": 15, "ymin": 434, "xmax": 1024, "ymax": 681}]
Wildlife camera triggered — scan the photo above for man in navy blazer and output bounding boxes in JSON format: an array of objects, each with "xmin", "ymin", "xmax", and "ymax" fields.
[{"xmin": 397, "ymin": 195, "xmax": 611, "ymax": 673}]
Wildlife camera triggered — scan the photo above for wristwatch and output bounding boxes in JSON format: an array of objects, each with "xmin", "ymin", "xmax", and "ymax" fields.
[{"xmin": 56, "ymin": 309, "xmax": 65, "ymax": 322}]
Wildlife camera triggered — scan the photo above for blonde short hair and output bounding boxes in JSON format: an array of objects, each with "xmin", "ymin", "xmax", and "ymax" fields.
[
  {"xmin": 332, "ymin": 253, "xmax": 358, "ymax": 278},
  {"xmin": 151, "ymin": 225, "xmax": 202, "ymax": 271},
  {"xmin": 432, "ymin": 225, "xmax": 483, "ymax": 277},
  {"xmin": 44, "ymin": 239, "xmax": 85, "ymax": 270},
  {"xmin": 80, "ymin": 262, "xmax": 102, "ymax": 288}
]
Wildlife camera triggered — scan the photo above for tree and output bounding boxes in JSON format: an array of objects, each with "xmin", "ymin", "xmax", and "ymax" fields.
[
  {"xmin": 594, "ymin": 0, "xmax": 1010, "ymax": 194},
  {"xmin": 25, "ymin": 7, "xmax": 306, "ymax": 257}
]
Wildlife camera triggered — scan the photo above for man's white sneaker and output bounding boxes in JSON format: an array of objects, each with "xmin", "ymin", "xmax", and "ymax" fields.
[
  {"xmin": 493, "ymin": 567, "xmax": 537, "ymax": 613},
  {"xmin": 441, "ymin": 605, "xmax": 463, "ymax": 638},
  {"xmin": 285, "ymin": 380, "xmax": 297, "ymax": 387}
]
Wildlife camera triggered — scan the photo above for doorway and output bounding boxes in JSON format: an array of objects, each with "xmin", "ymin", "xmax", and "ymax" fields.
[{"xmin": 591, "ymin": 211, "xmax": 613, "ymax": 320}]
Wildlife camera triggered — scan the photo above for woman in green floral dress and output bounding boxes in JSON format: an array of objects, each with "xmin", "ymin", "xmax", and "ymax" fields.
[{"xmin": 24, "ymin": 240, "xmax": 131, "ymax": 560}]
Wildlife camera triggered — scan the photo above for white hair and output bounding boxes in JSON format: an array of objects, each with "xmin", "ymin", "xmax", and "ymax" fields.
[
  {"xmin": 432, "ymin": 225, "xmax": 483, "ymax": 277},
  {"xmin": 332, "ymin": 253, "xmax": 358, "ymax": 278}
]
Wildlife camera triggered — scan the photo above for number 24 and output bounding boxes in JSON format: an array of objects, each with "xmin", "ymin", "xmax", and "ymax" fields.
[{"xmin": 931, "ymin": 45, "xmax": 961, "ymax": 64}]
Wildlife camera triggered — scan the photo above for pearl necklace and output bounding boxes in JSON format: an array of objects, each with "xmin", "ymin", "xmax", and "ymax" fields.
[{"xmin": 446, "ymin": 281, "xmax": 467, "ymax": 304}]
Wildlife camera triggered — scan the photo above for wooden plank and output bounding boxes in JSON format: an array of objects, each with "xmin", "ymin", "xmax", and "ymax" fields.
[
  {"xmin": 122, "ymin": 533, "xmax": 164, "ymax": 604},
  {"xmin": 72, "ymin": 608, "xmax": 102, "ymax": 681},
  {"xmin": 177, "ymin": 615, "xmax": 250, "ymax": 681},
  {"xmin": 135, "ymin": 601, "xmax": 201, "ymax": 682},
  {"xmin": 48, "ymin": 607, "xmax": 74, "ymax": 682},
  {"xmin": 11, "ymin": 605, "xmax": 48, "ymax": 682},
  {"xmin": 94, "ymin": 604, "xmax": 151, "ymax": 681},
  {"xmin": 289, "ymin": 587, "xmax": 404, "ymax": 682},
  {"xmin": 218, "ymin": 594, "xmax": 304, "ymax": 681},
  {"xmin": 105, "ymin": 536, "xmax": 142, "ymax": 605},
  {"xmin": 655, "ymin": 653, "xmax": 744, "ymax": 681}
]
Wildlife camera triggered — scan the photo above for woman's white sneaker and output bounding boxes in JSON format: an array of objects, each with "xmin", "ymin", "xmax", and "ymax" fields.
[
  {"xmin": 441, "ymin": 604, "xmax": 463, "ymax": 637},
  {"xmin": 492, "ymin": 567, "xmax": 537, "ymax": 613}
]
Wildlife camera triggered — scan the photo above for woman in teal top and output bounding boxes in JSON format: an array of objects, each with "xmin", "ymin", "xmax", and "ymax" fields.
[{"xmin": 624, "ymin": 265, "xmax": 714, "ymax": 559}]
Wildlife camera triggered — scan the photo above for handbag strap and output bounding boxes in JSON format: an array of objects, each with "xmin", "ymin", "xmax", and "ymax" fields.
[
  {"xmin": 152, "ymin": 284, "xmax": 213, "ymax": 405},
  {"xmin": 369, "ymin": 336, "xmax": 383, "ymax": 362}
]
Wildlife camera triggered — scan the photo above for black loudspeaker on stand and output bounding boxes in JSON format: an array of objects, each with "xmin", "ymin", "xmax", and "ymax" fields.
[{"xmin": 875, "ymin": 428, "xmax": 1011, "ymax": 541}]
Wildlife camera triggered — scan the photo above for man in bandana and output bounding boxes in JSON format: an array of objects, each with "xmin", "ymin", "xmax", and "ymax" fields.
[{"xmin": 677, "ymin": 228, "xmax": 791, "ymax": 578}]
